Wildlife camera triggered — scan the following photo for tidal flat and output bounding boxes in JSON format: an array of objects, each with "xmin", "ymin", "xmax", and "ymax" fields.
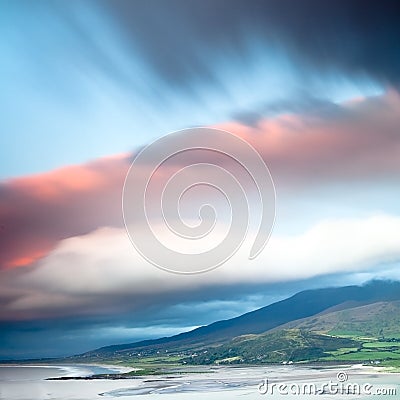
[{"xmin": 0, "ymin": 364, "xmax": 398, "ymax": 400}]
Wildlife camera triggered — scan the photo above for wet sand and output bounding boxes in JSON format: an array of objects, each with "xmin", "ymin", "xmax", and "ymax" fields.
[{"xmin": 0, "ymin": 364, "xmax": 398, "ymax": 400}]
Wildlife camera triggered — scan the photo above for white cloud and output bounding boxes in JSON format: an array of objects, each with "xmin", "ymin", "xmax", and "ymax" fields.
[{"xmin": 3, "ymin": 214, "xmax": 400, "ymax": 319}]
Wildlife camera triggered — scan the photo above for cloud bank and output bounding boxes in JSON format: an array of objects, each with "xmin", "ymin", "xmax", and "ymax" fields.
[
  {"xmin": 2, "ymin": 214, "xmax": 399, "ymax": 322},
  {"xmin": 1, "ymin": 91, "xmax": 399, "ymax": 273}
]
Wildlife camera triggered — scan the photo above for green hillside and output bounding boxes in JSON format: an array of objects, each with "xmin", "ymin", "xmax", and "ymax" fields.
[
  {"xmin": 184, "ymin": 329, "xmax": 357, "ymax": 364},
  {"xmin": 186, "ymin": 301, "xmax": 400, "ymax": 368},
  {"xmin": 276, "ymin": 301, "xmax": 400, "ymax": 338}
]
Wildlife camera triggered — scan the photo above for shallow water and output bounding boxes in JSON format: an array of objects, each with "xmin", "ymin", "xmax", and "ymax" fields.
[{"xmin": 0, "ymin": 364, "xmax": 398, "ymax": 400}]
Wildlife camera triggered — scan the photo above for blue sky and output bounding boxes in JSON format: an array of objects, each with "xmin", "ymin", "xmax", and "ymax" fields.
[{"xmin": 0, "ymin": 0, "xmax": 383, "ymax": 179}]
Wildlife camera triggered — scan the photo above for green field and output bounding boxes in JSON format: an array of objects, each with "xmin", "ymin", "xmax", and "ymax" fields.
[
  {"xmin": 363, "ymin": 341, "xmax": 400, "ymax": 349},
  {"xmin": 322, "ymin": 336, "xmax": 400, "ymax": 370}
]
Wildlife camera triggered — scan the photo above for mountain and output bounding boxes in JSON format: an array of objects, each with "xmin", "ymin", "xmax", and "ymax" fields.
[
  {"xmin": 188, "ymin": 300, "xmax": 400, "ymax": 365},
  {"xmin": 275, "ymin": 300, "xmax": 400, "ymax": 338},
  {"xmin": 79, "ymin": 280, "xmax": 400, "ymax": 359}
]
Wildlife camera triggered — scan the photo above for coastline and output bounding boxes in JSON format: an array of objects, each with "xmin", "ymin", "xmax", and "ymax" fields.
[
  {"xmin": 1, "ymin": 363, "xmax": 398, "ymax": 399},
  {"xmin": 0, "ymin": 361, "xmax": 393, "ymax": 379},
  {"xmin": 0, "ymin": 362, "xmax": 133, "ymax": 378}
]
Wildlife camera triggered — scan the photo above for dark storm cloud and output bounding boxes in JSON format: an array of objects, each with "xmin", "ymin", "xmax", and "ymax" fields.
[
  {"xmin": 0, "ymin": 276, "xmax": 344, "ymax": 358},
  {"xmin": 99, "ymin": 0, "xmax": 400, "ymax": 87},
  {"xmin": 0, "ymin": 281, "xmax": 284, "ymax": 358}
]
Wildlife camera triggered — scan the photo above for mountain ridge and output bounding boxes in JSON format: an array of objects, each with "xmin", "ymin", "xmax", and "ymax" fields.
[{"xmin": 79, "ymin": 280, "xmax": 400, "ymax": 358}]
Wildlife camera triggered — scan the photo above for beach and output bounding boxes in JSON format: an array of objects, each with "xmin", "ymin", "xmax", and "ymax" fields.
[{"xmin": 0, "ymin": 364, "xmax": 398, "ymax": 400}]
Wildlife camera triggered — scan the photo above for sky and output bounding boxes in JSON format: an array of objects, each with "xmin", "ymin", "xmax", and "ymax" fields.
[{"xmin": 1, "ymin": 0, "xmax": 400, "ymax": 359}]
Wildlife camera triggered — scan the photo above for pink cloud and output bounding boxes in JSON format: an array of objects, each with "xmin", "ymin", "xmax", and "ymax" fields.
[
  {"xmin": 216, "ymin": 90, "xmax": 400, "ymax": 187},
  {"xmin": 0, "ymin": 154, "xmax": 131, "ymax": 270},
  {"xmin": 1, "ymin": 91, "xmax": 400, "ymax": 272}
]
